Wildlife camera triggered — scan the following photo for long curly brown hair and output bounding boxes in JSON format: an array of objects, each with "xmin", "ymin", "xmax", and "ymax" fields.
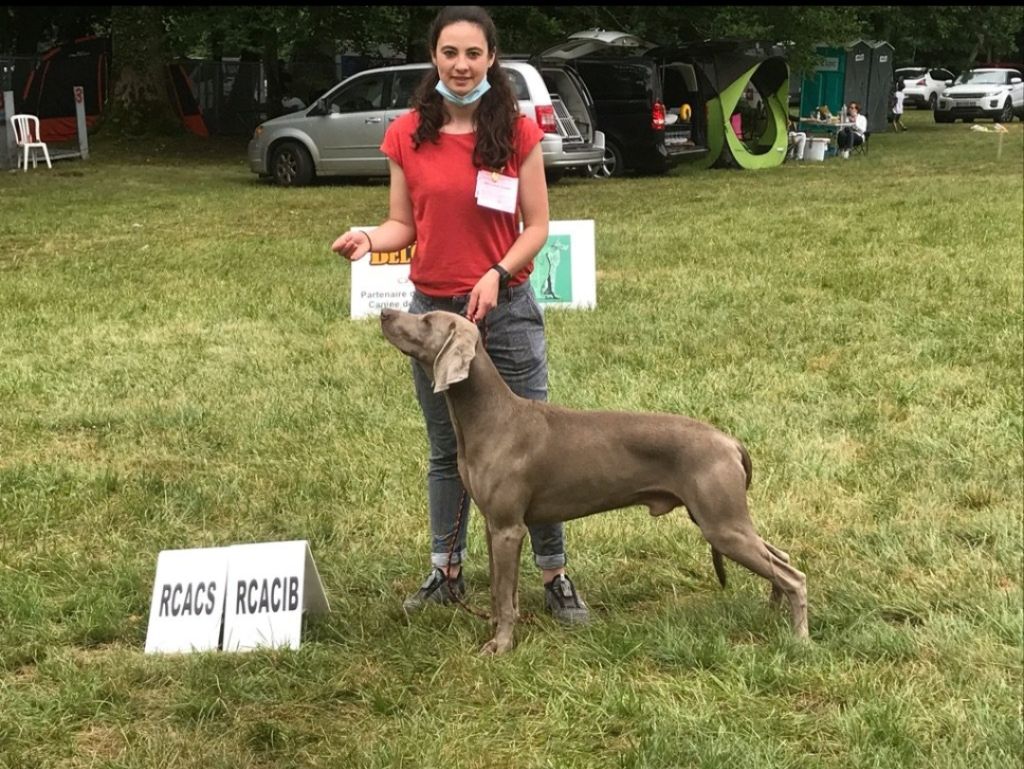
[{"xmin": 410, "ymin": 6, "xmax": 519, "ymax": 171}]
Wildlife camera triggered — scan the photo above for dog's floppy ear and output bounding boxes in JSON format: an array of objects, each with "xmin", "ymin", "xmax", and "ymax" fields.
[{"xmin": 432, "ymin": 320, "xmax": 479, "ymax": 393}]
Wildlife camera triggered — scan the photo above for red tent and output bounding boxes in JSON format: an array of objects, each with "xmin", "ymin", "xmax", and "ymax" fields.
[{"xmin": 20, "ymin": 35, "xmax": 208, "ymax": 141}]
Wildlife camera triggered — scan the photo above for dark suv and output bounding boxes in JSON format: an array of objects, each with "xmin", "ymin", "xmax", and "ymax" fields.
[{"xmin": 537, "ymin": 31, "xmax": 707, "ymax": 177}]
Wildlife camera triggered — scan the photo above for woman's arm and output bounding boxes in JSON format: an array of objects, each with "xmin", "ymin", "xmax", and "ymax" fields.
[
  {"xmin": 465, "ymin": 142, "xmax": 549, "ymax": 323},
  {"xmin": 331, "ymin": 160, "xmax": 417, "ymax": 260}
]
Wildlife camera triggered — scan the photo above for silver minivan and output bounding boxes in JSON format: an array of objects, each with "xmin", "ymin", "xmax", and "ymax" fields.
[{"xmin": 248, "ymin": 61, "xmax": 604, "ymax": 186}]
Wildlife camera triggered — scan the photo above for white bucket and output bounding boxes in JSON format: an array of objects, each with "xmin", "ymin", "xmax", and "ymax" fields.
[{"xmin": 805, "ymin": 137, "xmax": 829, "ymax": 162}]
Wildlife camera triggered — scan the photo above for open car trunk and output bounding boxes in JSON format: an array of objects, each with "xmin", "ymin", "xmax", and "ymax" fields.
[
  {"xmin": 536, "ymin": 65, "xmax": 598, "ymax": 148},
  {"xmin": 661, "ymin": 61, "xmax": 706, "ymax": 156},
  {"xmin": 535, "ymin": 31, "xmax": 709, "ymax": 169}
]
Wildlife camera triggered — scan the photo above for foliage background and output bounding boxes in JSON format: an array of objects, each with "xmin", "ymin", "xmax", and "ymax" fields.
[{"xmin": 3, "ymin": 5, "xmax": 1023, "ymax": 70}]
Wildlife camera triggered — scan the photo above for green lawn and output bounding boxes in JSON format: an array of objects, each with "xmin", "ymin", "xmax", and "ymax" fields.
[{"xmin": 1, "ymin": 108, "xmax": 1021, "ymax": 768}]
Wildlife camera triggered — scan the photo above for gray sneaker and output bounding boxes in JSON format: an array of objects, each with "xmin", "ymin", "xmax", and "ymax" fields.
[
  {"xmin": 403, "ymin": 568, "xmax": 465, "ymax": 614},
  {"xmin": 544, "ymin": 574, "xmax": 590, "ymax": 624}
]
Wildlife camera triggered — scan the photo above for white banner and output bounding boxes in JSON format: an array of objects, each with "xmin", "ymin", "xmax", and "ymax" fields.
[{"xmin": 348, "ymin": 219, "xmax": 596, "ymax": 319}]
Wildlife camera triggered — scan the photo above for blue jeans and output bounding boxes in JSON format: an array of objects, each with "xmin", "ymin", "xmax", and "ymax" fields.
[{"xmin": 408, "ymin": 283, "xmax": 567, "ymax": 571}]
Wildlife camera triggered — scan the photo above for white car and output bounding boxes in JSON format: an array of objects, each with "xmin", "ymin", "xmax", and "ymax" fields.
[
  {"xmin": 248, "ymin": 61, "xmax": 604, "ymax": 186},
  {"xmin": 934, "ymin": 68, "xmax": 1024, "ymax": 123},
  {"xmin": 895, "ymin": 66, "xmax": 956, "ymax": 109}
]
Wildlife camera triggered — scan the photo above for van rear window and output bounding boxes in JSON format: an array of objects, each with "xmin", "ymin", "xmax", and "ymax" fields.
[
  {"xmin": 503, "ymin": 68, "xmax": 530, "ymax": 100},
  {"xmin": 576, "ymin": 62, "xmax": 650, "ymax": 100}
]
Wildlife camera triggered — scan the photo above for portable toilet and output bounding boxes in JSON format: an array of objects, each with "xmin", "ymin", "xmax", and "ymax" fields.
[
  {"xmin": 799, "ymin": 45, "xmax": 846, "ymax": 117},
  {"xmin": 865, "ymin": 40, "xmax": 895, "ymax": 133},
  {"xmin": 843, "ymin": 40, "xmax": 873, "ymax": 110},
  {"xmin": 799, "ymin": 40, "xmax": 893, "ymax": 130}
]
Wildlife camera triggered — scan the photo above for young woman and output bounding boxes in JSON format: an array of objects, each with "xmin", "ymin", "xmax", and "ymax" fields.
[{"xmin": 332, "ymin": 6, "xmax": 589, "ymax": 624}]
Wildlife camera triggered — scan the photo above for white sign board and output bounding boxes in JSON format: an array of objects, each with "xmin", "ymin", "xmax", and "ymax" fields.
[
  {"xmin": 221, "ymin": 540, "xmax": 330, "ymax": 652},
  {"xmin": 144, "ymin": 547, "xmax": 230, "ymax": 654},
  {"xmin": 348, "ymin": 219, "xmax": 597, "ymax": 319},
  {"xmin": 145, "ymin": 540, "xmax": 330, "ymax": 654}
]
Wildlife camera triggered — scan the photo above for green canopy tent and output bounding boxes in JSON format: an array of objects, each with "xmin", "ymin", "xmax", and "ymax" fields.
[{"xmin": 663, "ymin": 41, "xmax": 791, "ymax": 170}]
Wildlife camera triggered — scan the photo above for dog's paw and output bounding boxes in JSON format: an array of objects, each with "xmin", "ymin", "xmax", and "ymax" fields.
[{"xmin": 479, "ymin": 636, "xmax": 514, "ymax": 655}]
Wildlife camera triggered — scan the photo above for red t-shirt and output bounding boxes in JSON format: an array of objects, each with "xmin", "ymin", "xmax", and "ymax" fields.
[{"xmin": 380, "ymin": 111, "xmax": 545, "ymax": 297}]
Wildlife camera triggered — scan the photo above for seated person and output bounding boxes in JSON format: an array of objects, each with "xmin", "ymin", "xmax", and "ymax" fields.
[
  {"xmin": 279, "ymin": 71, "xmax": 306, "ymax": 114},
  {"xmin": 836, "ymin": 101, "xmax": 867, "ymax": 158},
  {"xmin": 787, "ymin": 116, "xmax": 807, "ymax": 161},
  {"xmin": 281, "ymin": 94, "xmax": 306, "ymax": 113}
]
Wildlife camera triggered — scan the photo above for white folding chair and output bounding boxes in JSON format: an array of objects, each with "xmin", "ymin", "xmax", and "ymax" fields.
[{"xmin": 11, "ymin": 114, "xmax": 52, "ymax": 171}]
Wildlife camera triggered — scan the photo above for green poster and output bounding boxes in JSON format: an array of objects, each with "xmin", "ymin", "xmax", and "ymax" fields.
[{"xmin": 530, "ymin": 234, "xmax": 573, "ymax": 303}]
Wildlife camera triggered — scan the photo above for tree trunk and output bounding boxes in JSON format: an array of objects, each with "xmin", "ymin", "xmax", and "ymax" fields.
[
  {"xmin": 107, "ymin": 6, "xmax": 181, "ymax": 137},
  {"xmin": 966, "ymin": 31, "xmax": 985, "ymax": 68},
  {"xmin": 263, "ymin": 30, "xmax": 282, "ymax": 120}
]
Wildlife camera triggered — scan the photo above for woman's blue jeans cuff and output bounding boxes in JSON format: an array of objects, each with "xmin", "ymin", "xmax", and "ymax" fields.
[
  {"xmin": 431, "ymin": 551, "xmax": 566, "ymax": 570},
  {"xmin": 431, "ymin": 549, "xmax": 468, "ymax": 569},
  {"xmin": 534, "ymin": 553, "xmax": 567, "ymax": 570}
]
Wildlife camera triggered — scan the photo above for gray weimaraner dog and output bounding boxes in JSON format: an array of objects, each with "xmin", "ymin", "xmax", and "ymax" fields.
[{"xmin": 381, "ymin": 308, "xmax": 809, "ymax": 654}]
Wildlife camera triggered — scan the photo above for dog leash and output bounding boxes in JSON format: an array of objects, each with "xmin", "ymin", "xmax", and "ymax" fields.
[{"xmin": 443, "ymin": 489, "xmax": 490, "ymax": 622}]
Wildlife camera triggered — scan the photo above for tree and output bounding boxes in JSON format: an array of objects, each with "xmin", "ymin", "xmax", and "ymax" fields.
[
  {"xmin": 0, "ymin": 5, "xmax": 109, "ymax": 56},
  {"xmin": 861, "ymin": 5, "xmax": 1024, "ymax": 69},
  {"xmin": 107, "ymin": 6, "xmax": 180, "ymax": 136}
]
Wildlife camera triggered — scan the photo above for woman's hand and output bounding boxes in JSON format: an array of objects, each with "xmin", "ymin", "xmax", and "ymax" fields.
[
  {"xmin": 331, "ymin": 230, "xmax": 372, "ymax": 261},
  {"xmin": 466, "ymin": 268, "xmax": 501, "ymax": 323}
]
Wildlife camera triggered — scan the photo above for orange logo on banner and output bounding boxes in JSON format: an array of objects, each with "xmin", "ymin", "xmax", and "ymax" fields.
[{"xmin": 369, "ymin": 244, "xmax": 416, "ymax": 265}]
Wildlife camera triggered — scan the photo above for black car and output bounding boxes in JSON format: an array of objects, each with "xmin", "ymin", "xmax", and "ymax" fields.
[{"xmin": 536, "ymin": 31, "xmax": 708, "ymax": 177}]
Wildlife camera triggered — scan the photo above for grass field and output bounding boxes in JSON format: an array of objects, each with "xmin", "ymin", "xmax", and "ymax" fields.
[{"xmin": 1, "ymin": 108, "xmax": 1021, "ymax": 768}]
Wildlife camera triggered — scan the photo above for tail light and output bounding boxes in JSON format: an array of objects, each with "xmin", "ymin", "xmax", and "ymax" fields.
[
  {"xmin": 652, "ymin": 100, "xmax": 666, "ymax": 131},
  {"xmin": 915, "ymin": 78, "xmax": 927, "ymax": 86},
  {"xmin": 535, "ymin": 104, "xmax": 557, "ymax": 133}
]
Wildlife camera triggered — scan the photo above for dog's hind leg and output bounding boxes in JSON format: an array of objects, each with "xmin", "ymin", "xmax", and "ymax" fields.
[
  {"xmin": 763, "ymin": 542, "xmax": 791, "ymax": 606},
  {"xmin": 708, "ymin": 526, "xmax": 808, "ymax": 639},
  {"xmin": 688, "ymin": 468, "xmax": 808, "ymax": 639}
]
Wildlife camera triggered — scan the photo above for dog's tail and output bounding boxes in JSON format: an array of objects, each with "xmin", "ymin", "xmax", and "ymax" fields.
[{"xmin": 712, "ymin": 547, "xmax": 727, "ymax": 588}]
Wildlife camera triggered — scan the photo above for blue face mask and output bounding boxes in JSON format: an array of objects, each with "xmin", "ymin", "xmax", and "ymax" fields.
[{"xmin": 435, "ymin": 76, "xmax": 491, "ymax": 106}]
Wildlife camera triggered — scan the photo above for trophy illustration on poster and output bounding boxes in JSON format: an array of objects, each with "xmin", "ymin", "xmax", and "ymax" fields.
[{"xmin": 533, "ymin": 234, "xmax": 573, "ymax": 303}]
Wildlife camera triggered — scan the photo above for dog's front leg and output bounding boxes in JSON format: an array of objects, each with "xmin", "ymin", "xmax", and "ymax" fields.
[{"xmin": 480, "ymin": 519, "xmax": 526, "ymax": 655}]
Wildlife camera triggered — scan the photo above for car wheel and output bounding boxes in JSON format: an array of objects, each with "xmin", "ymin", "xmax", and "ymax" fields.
[
  {"xmin": 962, "ymin": 117, "xmax": 973, "ymax": 124},
  {"xmin": 934, "ymin": 112, "xmax": 952, "ymax": 124},
  {"xmin": 998, "ymin": 99, "xmax": 1014, "ymax": 123},
  {"xmin": 545, "ymin": 168, "xmax": 565, "ymax": 185},
  {"xmin": 271, "ymin": 141, "xmax": 314, "ymax": 187},
  {"xmin": 928, "ymin": 93, "xmax": 937, "ymax": 110},
  {"xmin": 588, "ymin": 141, "xmax": 624, "ymax": 179}
]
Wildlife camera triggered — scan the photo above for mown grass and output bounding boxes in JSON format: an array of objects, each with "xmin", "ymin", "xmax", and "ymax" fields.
[{"xmin": 0, "ymin": 109, "xmax": 1021, "ymax": 768}]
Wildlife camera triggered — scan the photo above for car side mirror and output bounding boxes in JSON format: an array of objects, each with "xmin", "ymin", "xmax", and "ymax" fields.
[
  {"xmin": 308, "ymin": 98, "xmax": 329, "ymax": 116},
  {"xmin": 945, "ymin": 80, "xmax": 953, "ymax": 87},
  {"xmin": 1011, "ymin": 77, "xmax": 1022, "ymax": 85}
]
